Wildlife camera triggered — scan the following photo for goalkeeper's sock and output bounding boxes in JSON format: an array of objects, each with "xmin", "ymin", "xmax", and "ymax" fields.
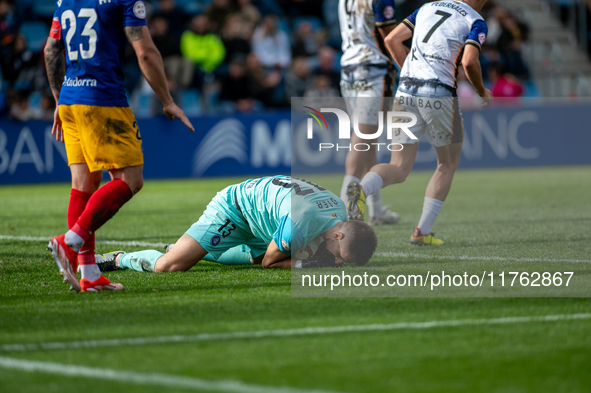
[
  {"xmin": 205, "ymin": 246, "xmax": 253, "ymax": 265},
  {"xmin": 118, "ymin": 250, "xmax": 163, "ymax": 272}
]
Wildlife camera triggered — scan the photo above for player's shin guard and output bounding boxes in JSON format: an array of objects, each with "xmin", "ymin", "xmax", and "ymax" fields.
[
  {"xmin": 68, "ymin": 189, "xmax": 91, "ymax": 228},
  {"xmin": 118, "ymin": 250, "xmax": 163, "ymax": 272}
]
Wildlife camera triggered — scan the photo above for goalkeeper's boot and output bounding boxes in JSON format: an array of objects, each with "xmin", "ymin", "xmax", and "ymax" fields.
[
  {"xmin": 47, "ymin": 234, "xmax": 80, "ymax": 292},
  {"xmin": 346, "ymin": 181, "xmax": 366, "ymax": 222},
  {"xmin": 410, "ymin": 227, "xmax": 444, "ymax": 246},
  {"xmin": 80, "ymin": 275, "xmax": 124, "ymax": 292},
  {"xmin": 370, "ymin": 207, "xmax": 401, "ymax": 226},
  {"xmin": 95, "ymin": 251, "xmax": 124, "ymax": 272}
]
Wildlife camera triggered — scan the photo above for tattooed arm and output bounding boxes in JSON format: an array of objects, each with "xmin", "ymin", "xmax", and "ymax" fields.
[
  {"xmin": 125, "ymin": 25, "xmax": 194, "ymax": 131},
  {"xmin": 44, "ymin": 37, "xmax": 66, "ymax": 141}
]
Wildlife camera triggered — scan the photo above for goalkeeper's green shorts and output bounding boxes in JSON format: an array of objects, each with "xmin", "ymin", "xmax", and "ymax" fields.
[{"xmin": 185, "ymin": 186, "xmax": 267, "ymax": 262}]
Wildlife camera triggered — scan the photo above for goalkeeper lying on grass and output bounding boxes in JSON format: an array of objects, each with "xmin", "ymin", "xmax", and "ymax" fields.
[{"xmin": 96, "ymin": 176, "xmax": 378, "ymax": 271}]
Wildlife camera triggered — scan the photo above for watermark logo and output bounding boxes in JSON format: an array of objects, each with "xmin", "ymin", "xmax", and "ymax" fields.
[
  {"xmin": 302, "ymin": 106, "xmax": 328, "ymax": 130},
  {"xmin": 303, "ymin": 107, "xmax": 419, "ymax": 152}
]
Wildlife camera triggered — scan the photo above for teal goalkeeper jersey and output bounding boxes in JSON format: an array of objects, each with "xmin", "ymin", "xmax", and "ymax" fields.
[{"xmin": 232, "ymin": 176, "xmax": 347, "ymax": 254}]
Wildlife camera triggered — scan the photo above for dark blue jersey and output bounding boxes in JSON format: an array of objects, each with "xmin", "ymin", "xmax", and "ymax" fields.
[{"xmin": 50, "ymin": 0, "xmax": 147, "ymax": 107}]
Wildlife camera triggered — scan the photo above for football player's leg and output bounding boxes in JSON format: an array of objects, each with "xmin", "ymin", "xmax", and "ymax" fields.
[
  {"xmin": 64, "ymin": 107, "xmax": 143, "ymax": 258},
  {"xmin": 206, "ymin": 245, "xmax": 255, "ymax": 265},
  {"xmin": 155, "ymin": 234, "xmax": 208, "ymax": 272},
  {"xmin": 49, "ymin": 106, "xmax": 102, "ymax": 290},
  {"xmin": 359, "ymin": 143, "xmax": 418, "ymax": 196},
  {"xmin": 415, "ymin": 142, "xmax": 461, "ymax": 238},
  {"xmin": 66, "ymin": 166, "xmax": 138, "ymax": 257},
  {"xmin": 117, "ymin": 235, "xmax": 208, "ymax": 273},
  {"xmin": 68, "ymin": 164, "xmax": 102, "ymax": 280},
  {"xmin": 412, "ymin": 97, "xmax": 462, "ymax": 244}
]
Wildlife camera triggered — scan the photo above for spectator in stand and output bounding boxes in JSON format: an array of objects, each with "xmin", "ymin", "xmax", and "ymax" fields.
[
  {"xmin": 304, "ymin": 72, "xmax": 339, "ymax": 98},
  {"xmin": 292, "ymin": 20, "xmax": 318, "ymax": 59},
  {"xmin": 37, "ymin": 91, "xmax": 56, "ymax": 121},
  {"xmin": 284, "ymin": 57, "xmax": 312, "ymax": 98},
  {"xmin": 0, "ymin": 0, "xmax": 16, "ymax": 51},
  {"xmin": 316, "ymin": 45, "xmax": 340, "ymax": 89},
  {"xmin": 456, "ymin": 68, "xmax": 482, "ymax": 110},
  {"xmin": 236, "ymin": 0, "xmax": 260, "ymax": 31},
  {"xmin": 252, "ymin": 15, "xmax": 291, "ymax": 70},
  {"xmin": 157, "ymin": 0, "xmax": 188, "ymax": 38},
  {"xmin": 221, "ymin": 14, "xmax": 251, "ymax": 65},
  {"xmin": 150, "ymin": 14, "xmax": 192, "ymax": 89},
  {"xmin": 181, "ymin": 14, "xmax": 226, "ymax": 88},
  {"xmin": 497, "ymin": 12, "xmax": 530, "ymax": 79},
  {"xmin": 8, "ymin": 89, "xmax": 36, "ymax": 121},
  {"xmin": 488, "ymin": 62, "xmax": 524, "ymax": 99},
  {"xmin": 9, "ymin": 88, "xmax": 56, "ymax": 121},
  {"xmin": 123, "ymin": 41, "xmax": 141, "ymax": 95},
  {"xmin": 219, "ymin": 54, "xmax": 256, "ymax": 112},
  {"xmin": 245, "ymin": 52, "xmax": 282, "ymax": 107},
  {"xmin": 279, "ymin": 0, "xmax": 323, "ymax": 19},
  {"xmin": 206, "ymin": 0, "xmax": 238, "ymax": 33},
  {"xmin": 1, "ymin": 33, "xmax": 41, "ymax": 90},
  {"xmin": 482, "ymin": 5, "xmax": 504, "ymax": 46}
]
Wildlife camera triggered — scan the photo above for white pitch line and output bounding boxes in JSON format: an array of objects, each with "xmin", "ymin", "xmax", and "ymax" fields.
[
  {"xmin": 0, "ymin": 235, "xmax": 167, "ymax": 248},
  {"xmin": 0, "ymin": 356, "xmax": 342, "ymax": 393},
  {"xmin": 376, "ymin": 252, "xmax": 591, "ymax": 264},
  {"xmin": 1, "ymin": 313, "xmax": 590, "ymax": 353},
  {"xmin": 2, "ymin": 235, "xmax": 590, "ymax": 264}
]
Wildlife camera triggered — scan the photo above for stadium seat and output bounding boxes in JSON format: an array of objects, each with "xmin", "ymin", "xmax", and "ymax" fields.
[
  {"xmin": 524, "ymin": 81, "xmax": 541, "ymax": 98},
  {"xmin": 173, "ymin": 0, "xmax": 203, "ymax": 15},
  {"xmin": 20, "ymin": 21, "xmax": 48, "ymax": 53}
]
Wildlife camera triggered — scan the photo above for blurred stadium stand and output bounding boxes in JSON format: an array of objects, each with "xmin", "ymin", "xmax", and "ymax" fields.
[
  {"xmin": 1, "ymin": 0, "xmax": 591, "ymax": 121},
  {"xmin": 495, "ymin": 0, "xmax": 591, "ymax": 97}
]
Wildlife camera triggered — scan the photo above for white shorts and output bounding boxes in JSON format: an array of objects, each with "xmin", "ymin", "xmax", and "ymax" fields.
[
  {"xmin": 391, "ymin": 91, "xmax": 464, "ymax": 147},
  {"xmin": 340, "ymin": 72, "xmax": 394, "ymax": 126}
]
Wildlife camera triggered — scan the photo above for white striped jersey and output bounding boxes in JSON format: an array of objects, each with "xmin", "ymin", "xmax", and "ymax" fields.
[
  {"xmin": 339, "ymin": 0, "xmax": 397, "ymax": 81},
  {"xmin": 398, "ymin": 0, "xmax": 488, "ymax": 97}
]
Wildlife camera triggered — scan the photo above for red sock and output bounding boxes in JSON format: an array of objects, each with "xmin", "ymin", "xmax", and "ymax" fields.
[
  {"xmin": 71, "ymin": 179, "xmax": 133, "ymax": 243},
  {"xmin": 68, "ymin": 189, "xmax": 96, "ymax": 265},
  {"xmin": 68, "ymin": 189, "xmax": 91, "ymax": 229}
]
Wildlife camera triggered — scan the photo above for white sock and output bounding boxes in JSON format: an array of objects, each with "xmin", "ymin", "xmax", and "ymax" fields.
[
  {"xmin": 417, "ymin": 196, "xmax": 445, "ymax": 235},
  {"xmin": 368, "ymin": 189, "xmax": 383, "ymax": 218},
  {"xmin": 80, "ymin": 263, "xmax": 101, "ymax": 281},
  {"xmin": 360, "ymin": 171, "xmax": 383, "ymax": 197},
  {"xmin": 340, "ymin": 175, "xmax": 360, "ymax": 205},
  {"xmin": 64, "ymin": 230, "xmax": 84, "ymax": 253}
]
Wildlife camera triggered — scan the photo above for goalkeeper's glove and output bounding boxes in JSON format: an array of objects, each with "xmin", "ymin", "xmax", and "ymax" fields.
[{"xmin": 294, "ymin": 241, "xmax": 340, "ymax": 268}]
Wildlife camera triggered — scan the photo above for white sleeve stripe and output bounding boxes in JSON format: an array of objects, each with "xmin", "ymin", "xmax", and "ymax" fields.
[
  {"xmin": 403, "ymin": 19, "xmax": 414, "ymax": 29},
  {"xmin": 465, "ymin": 39, "xmax": 481, "ymax": 48}
]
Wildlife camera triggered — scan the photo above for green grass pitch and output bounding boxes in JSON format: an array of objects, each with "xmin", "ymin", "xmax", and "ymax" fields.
[{"xmin": 1, "ymin": 166, "xmax": 590, "ymax": 392}]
